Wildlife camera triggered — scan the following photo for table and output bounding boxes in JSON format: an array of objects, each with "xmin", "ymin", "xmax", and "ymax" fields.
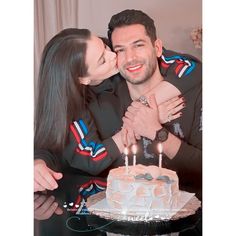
[{"xmin": 34, "ymin": 171, "xmax": 202, "ymax": 236}]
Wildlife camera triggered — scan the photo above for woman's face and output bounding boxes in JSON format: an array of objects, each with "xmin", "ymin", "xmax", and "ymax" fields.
[{"xmin": 80, "ymin": 35, "xmax": 119, "ymax": 86}]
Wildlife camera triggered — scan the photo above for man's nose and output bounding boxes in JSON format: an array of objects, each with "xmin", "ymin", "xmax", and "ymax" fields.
[{"xmin": 125, "ymin": 48, "xmax": 136, "ymax": 62}]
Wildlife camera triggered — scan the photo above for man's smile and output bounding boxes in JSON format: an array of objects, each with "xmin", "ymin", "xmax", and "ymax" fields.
[{"xmin": 126, "ymin": 64, "xmax": 143, "ymax": 73}]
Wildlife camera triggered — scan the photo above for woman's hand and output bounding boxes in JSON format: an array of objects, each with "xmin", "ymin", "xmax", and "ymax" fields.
[
  {"xmin": 34, "ymin": 193, "xmax": 63, "ymax": 220},
  {"xmin": 158, "ymin": 96, "xmax": 185, "ymax": 124},
  {"xmin": 34, "ymin": 159, "xmax": 63, "ymax": 192}
]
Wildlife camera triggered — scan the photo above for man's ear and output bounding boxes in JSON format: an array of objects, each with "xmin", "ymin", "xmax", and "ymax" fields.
[
  {"xmin": 154, "ymin": 38, "xmax": 163, "ymax": 57},
  {"xmin": 79, "ymin": 76, "xmax": 91, "ymax": 85}
]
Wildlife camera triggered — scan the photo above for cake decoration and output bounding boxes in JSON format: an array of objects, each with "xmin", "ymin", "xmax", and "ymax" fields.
[{"xmin": 106, "ymin": 164, "xmax": 179, "ymax": 216}]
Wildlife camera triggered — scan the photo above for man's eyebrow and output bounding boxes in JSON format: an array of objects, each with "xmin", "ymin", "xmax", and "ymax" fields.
[
  {"xmin": 132, "ymin": 39, "xmax": 146, "ymax": 44},
  {"xmin": 113, "ymin": 39, "xmax": 146, "ymax": 50}
]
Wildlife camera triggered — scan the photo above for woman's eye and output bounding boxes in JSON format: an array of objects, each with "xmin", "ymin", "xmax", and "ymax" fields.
[
  {"xmin": 115, "ymin": 48, "xmax": 124, "ymax": 54},
  {"xmin": 100, "ymin": 57, "xmax": 105, "ymax": 65}
]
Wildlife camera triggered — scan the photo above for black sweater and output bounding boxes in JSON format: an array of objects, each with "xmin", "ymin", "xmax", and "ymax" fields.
[{"xmin": 35, "ymin": 48, "xmax": 202, "ymax": 193}]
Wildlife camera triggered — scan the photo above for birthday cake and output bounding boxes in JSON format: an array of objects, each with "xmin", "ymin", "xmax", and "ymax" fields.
[{"xmin": 106, "ymin": 164, "xmax": 179, "ymax": 215}]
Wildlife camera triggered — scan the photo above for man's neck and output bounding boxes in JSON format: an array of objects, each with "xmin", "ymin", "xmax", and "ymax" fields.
[{"xmin": 127, "ymin": 69, "xmax": 163, "ymax": 101}]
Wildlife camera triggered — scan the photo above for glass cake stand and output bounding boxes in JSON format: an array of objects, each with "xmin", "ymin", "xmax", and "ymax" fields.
[{"xmin": 86, "ymin": 191, "xmax": 201, "ymax": 235}]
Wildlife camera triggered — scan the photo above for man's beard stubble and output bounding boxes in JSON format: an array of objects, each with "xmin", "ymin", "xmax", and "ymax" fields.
[{"xmin": 119, "ymin": 53, "xmax": 158, "ymax": 85}]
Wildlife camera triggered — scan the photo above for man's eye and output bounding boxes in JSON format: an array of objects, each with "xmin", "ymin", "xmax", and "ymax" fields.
[{"xmin": 136, "ymin": 44, "xmax": 144, "ymax": 47}]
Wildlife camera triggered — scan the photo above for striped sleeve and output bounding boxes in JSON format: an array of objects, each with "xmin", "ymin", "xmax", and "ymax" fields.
[
  {"xmin": 160, "ymin": 49, "xmax": 202, "ymax": 94},
  {"xmin": 160, "ymin": 54, "xmax": 196, "ymax": 78},
  {"xmin": 70, "ymin": 119, "xmax": 108, "ymax": 161},
  {"xmin": 62, "ymin": 113, "xmax": 121, "ymax": 175}
]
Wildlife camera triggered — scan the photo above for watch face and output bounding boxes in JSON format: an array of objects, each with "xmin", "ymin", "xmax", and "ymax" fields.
[{"xmin": 157, "ymin": 129, "xmax": 168, "ymax": 142}]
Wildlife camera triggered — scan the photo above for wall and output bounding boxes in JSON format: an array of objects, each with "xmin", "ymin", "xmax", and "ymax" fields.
[{"xmin": 78, "ymin": 0, "xmax": 202, "ymax": 59}]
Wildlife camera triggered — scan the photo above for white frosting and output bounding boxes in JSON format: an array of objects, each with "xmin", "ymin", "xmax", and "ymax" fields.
[{"xmin": 106, "ymin": 164, "xmax": 179, "ymax": 215}]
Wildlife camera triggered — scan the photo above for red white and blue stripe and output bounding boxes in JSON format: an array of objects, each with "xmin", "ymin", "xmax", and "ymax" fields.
[
  {"xmin": 72, "ymin": 179, "xmax": 106, "ymax": 213},
  {"xmin": 70, "ymin": 119, "xmax": 108, "ymax": 161},
  {"xmin": 78, "ymin": 179, "xmax": 106, "ymax": 196},
  {"xmin": 161, "ymin": 54, "xmax": 196, "ymax": 78}
]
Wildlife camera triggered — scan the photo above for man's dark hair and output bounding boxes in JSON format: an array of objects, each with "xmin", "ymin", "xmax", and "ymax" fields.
[{"xmin": 108, "ymin": 9, "xmax": 157, "ymax": 45}]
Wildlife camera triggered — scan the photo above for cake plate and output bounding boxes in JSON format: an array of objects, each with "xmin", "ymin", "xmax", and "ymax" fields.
[
  {"xmin": 86, "ymin": 191, "xmax": 201, "ymax": 235},
  {"xmin": 86, "ymin": 191, "xmax": 201, "ymax": 222}
]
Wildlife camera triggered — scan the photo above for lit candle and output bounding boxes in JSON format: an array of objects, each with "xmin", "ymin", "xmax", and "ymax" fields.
[
  {"xmin": 157, "ymin": 142, "xmax": 163, "ymax": 168},
  {"xmin": 131, "ymin": 144, "xmax": 137, "ymax": 166},
  {"xmin": 124, "ymin": 146, "xmax": 129, "ymax": 174}
]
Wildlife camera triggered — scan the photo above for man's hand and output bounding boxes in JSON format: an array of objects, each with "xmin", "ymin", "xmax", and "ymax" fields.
[
  {"xmin": 34, "ymin": 159, "xmax": 63, "ymax": 192},
  {"xmin": 121, "ymin": 126, "xmax": 137, "ymax": 147},
  {"xmin": 123, "ymin": 95, "xmax": 162, "ymax": 140},
  {"xmin": 34, "ymin": 193, "xmax": 63, "ymax": 220}
]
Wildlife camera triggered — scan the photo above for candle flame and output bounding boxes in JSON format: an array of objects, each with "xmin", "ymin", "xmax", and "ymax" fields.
[
  {"xmin": 157, "ymin": 142, "xmax": 163, "ymax": 154},
  {"xmin": 131, "ymin": 144, "xmax": 137, "ymax": 155},
  {"xmin": 124, "ymin": 146, "xmax": 129, "ymax": 155}
]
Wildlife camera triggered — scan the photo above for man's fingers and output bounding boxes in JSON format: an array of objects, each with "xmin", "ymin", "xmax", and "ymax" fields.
[
  {"xmin": 126, "ymin": 128, "xmax": 136, "ymax": 145},
  {"xmin": 135, "ymin": 133, "xmax": 141, "ymax": 140},
  {"xmin": 130, "ymin": 101, "xmax": 143, "ymax": 108},
  {"xmin": 122, "ymin": 117, "xmax": 133, "ymax": 129},
  {"xmin": 127, "ymin": 105, "xmax": 138, "ymax": 114},
  {"xmin": 125, "ymin": 111, "xmax": 134, "ymax": 120},
  {"xmin": 121, "ymin": 127, "xmax": 128, "ymax": 146}
]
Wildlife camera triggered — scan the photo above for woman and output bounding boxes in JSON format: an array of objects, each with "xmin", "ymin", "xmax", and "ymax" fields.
[{"xmin": 34, "ymin": 28, "xmax": 199, "ymax": 192}]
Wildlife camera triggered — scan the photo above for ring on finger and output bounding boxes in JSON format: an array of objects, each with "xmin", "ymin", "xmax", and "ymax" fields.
[{"xmin": 167, "ymin": 113, "xmax": 173, "ymax": 123}]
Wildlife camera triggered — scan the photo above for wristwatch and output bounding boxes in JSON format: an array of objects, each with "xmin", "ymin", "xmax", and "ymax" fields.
[{"xmin": 154, "ymin": 127, "xmax": 169, "ymax": 142}]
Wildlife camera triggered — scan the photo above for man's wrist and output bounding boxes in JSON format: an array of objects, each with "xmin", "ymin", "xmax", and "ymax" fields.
[{"xmin": 153, "ymin": 127, "xmax": 169, "ymax": 142}]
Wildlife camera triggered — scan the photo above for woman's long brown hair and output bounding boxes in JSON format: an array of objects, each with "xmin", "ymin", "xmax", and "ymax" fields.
[{"xmin": 35, "ymin": 28, "xmax": 91, "ymax": 153}]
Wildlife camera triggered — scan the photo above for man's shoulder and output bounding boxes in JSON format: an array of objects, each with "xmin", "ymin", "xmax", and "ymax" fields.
[
  {"xmin": 160, "ymin": 47, "xmax": 202, "ymax": 80},
  {"xmin": 162, "ymin": 48, "xmax": 201, "ymax": 63}
]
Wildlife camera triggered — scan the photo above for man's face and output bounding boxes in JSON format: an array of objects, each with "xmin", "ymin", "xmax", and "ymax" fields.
[{"xmin": 111, "ymin": 24, "xmax": 158, "ymax": 85}]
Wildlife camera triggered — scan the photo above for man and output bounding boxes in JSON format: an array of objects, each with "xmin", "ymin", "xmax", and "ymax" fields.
[
  {"xmin": 92, "ymin": 9, "xmax": 202, "ymax": 197},
  {"xmin": 35, "ymin": 9, "xmax": 202, "ymax": 198}
]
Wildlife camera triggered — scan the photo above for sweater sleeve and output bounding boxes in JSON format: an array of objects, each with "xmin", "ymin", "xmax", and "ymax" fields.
[
  {"xmin": 62, "ymin": 111, "xmax": 121, "ymax": 175},
  {"xmin": 173, "ymin": 87, "xmax": 202, "ymax": 170},
  {"xmin": 165, "ymin": 86, "xmax": 202, "ymax": 196},
  {"xmin": 160, "ymin": 48, "xmax": 202, "ymax": 95}
]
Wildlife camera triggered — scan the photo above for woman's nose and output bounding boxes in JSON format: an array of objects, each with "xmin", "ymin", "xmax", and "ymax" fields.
[{"xmin": 107, "ymin": 50, "xmax": 117, "ymax": 60}]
